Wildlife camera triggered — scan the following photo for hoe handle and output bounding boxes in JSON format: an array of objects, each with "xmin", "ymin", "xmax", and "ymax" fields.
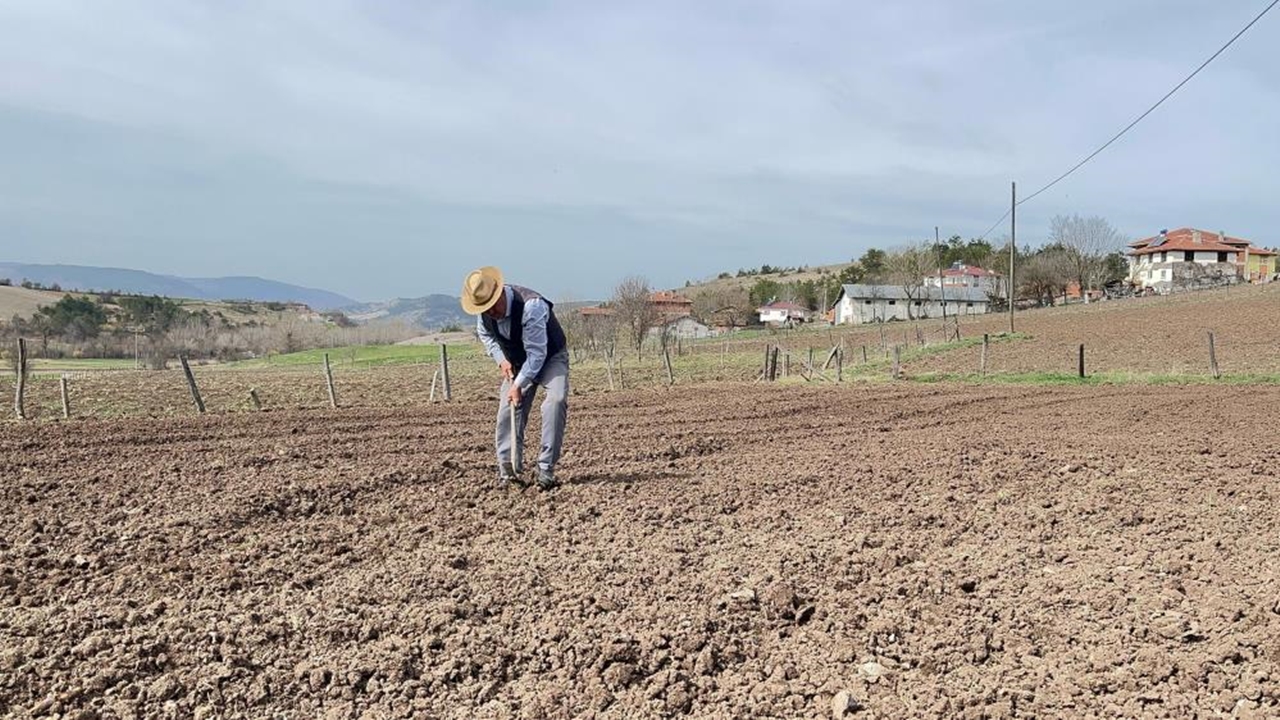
[{"xmin": 509, "ymin": 399, "xmax": 520, "ymax": 473}]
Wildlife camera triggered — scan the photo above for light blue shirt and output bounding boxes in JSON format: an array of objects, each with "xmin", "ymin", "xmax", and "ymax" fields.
[{"xmin": 476, "ymin": 285, "xmax": 551, "ymax": 392}]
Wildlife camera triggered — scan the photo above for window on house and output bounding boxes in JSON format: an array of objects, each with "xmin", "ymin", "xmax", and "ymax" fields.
[
  {"xmin": 888, "ymin": 300, "xmax": 896, "ymax": 306},
  {"xmin": 966, "ymin": 302, "xmax": 973, "ymax": 307},
  {"xmin": 1218, "ymin": 252, "xmax": 1228, "ymax": 263},
  {"xmin": 1160, "ymin": 251, "xmax": 1167, "ymax": 263},
  {"xmin": 864, "ymin": 300, "xmax": 871, "ymax": 305},
  {"xmin": 1184, "ymin": 251, "xmax": 1194, "ymax": 262}
]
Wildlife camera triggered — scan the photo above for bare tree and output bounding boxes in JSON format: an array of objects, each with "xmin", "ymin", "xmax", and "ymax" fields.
[
  {"xmin": 1048, "ymin": 214, "xmax": 1123, "ymax": 303},
  {"xmin": 558, "ymin": 303, "xmax": 590, "ymax": 363},
  {"xmin": 576, "ymin": 308, "xmax": 616, "ymax": 358},
  {"xmin": 692, "ymin": 285, "xmax": 750, "ymax": 329},
  {"xmin": 612, "ymin": 276, "xmax": 657, "ymax": 359},
  {"xmin": 885, "ymin": 244, "xmax": 939, "ymax": 320},
  {"xmin": 1019, "ymin": 247, "xmax": 1074, "ymax": 307}
]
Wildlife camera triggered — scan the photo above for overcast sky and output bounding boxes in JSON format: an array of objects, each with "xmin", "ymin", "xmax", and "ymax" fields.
[{"xmin": 2, "ymin": 1, "xmax": 1277, "ymax": 302}]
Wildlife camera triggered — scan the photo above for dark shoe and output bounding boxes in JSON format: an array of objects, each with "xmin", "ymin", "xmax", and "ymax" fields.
[
  {"xmin": 499, "ymin": 463, "xmax": 526, "ymax": 487},
  {"xmin": 536, "ymin": 468, "xmax": 559, "ymax": 491}
]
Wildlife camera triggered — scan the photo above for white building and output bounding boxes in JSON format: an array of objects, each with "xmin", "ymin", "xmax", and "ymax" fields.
[
  {"xmin": 834, "ymin": 284, "xmax": 989, "ymax": 325},
  {"xmin": 756, "ymin": 301, "xmax": 811, "ymax": 325},
  {"xmin": 923, "ymin": 263, "xmax": 1003, "ymax": 295}
]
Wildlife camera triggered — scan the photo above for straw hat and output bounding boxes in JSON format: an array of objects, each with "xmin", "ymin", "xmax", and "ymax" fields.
[{"xmin": 460, "ymin": 266, "xmax": 505, "ymax": 315}]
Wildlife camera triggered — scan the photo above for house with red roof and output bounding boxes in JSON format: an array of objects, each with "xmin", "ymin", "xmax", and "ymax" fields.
[
  {"xmin": 923, "ymin": 263, "xmax": 1003, "ymax": 296},
  {"xmin": 648, "ymin": 290, "xmax": 694, "ymax": 322},
  {"xmin": 1128, "ymin": 228, "xmax": 1276, "ymax": 292},
  {"xmin": 756, "ymin": 300, "xmax": 811, "ymax": 325}
]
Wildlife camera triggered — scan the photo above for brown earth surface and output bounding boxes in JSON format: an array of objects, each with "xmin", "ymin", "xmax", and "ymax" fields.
[
  {"xmin": 3, "ymin": 382, "xmax": 1279, "ymax": 718},
  {"xmin": 901, "ymin": 282, "xmax": 1280, "ymax": 378}
]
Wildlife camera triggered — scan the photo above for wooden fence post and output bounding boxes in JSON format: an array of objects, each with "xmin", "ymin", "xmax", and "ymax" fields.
[
  {"xmin": 248, "ymin": 388, "xmax": 262, "ymax": 411},
  {"xmin": 891, "ymin": 345, "xmax": 901, "ymax": 380},
  {"xmin": 770, "ymin": 347, "xmax": 780, "ymax": 382},
  {"xmin": 1208, "ymin": 331, "xmax": 1220, "ymax": 379},
  {"xmin": 981, "ymin": 333, "xmax": 989, "ymax": 378},
  {"xmin": 879, "ymin": 324, "xmax": 887, "ymax": 358},
  {"xmin": 606, "ymin": 348, "xmax": 616, "ymax": 391},
  {"xmin": 837, "ymin": 348, "xmax": 843, "ymax": 382},
  {"xmin": 439, "ymin": 344, "xmax": 452, "ymax": 401},
  {"xmin": 862, "ymin": 345, "xmax": 868, "ymax": 364},
  {"xmin": 60, "ymin": 375, "xmax": 71, "ymax": 419},
  {"xmin": 662, "ymin": 345, "xmax": 675, "ymax": 385},
  {"xmin": 14, "ymin": 338, "xmax": 26, "ymax": 420},
  {"xmin": 1078, "ymin": 344, "xmax": 1085, "ymax": 379},
  {"xmin": 808, "ymin": 346, "xmax": 814, "ymax": 370},
  {"xmin": 823, "ymin": 345, "xmax": 839, "ymax": 370},
  {"xmin": 179, "ymin": 354, "xmax": 205, "ymax": 414},
  {"xmin": 324, "ymin": 353, "xmax": 338, "ymax": 408},
  {"xmin": 762, "ymin": 345, "xmax": 771, "ymax": 380}
]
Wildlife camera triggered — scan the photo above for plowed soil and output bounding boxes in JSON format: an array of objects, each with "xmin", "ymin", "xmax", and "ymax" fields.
[
  {"xmin": 902, "ymin": 282, "xmax": 1280, "ymax": 377},
  {"xmin": 3, "ymin": 383, "xmax": 1279, "ymax": 718}
]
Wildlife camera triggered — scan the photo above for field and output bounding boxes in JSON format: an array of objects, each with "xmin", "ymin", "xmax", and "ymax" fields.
[
  {"xmin": 3, "ymin": 383, "xmax": 1279, "ymax": 718},
  {"xmin": 2, "ymin": 284, "xmax": 1279, "ymax": 718}
]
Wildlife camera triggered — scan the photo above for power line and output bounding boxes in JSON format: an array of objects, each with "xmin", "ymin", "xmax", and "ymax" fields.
[
  {"xmin": 977, "ymin": 208, "xmax": 1011, "ymax": 243},
  {"xmin": 975, "ymin": 0, "xmax": 1278, "ymax": 240}
]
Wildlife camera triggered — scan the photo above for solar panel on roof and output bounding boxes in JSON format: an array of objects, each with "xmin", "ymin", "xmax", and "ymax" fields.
[{"xmin": 1150, "ymin": 237, "xmax": 1166, "ymax": 248}]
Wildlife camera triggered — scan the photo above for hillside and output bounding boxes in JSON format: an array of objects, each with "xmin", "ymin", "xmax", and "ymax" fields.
[
  {"xmin": 0, "ymin": 285, "xmax": 68, "ymax": 321},
  {"xmin": 0, "ymin": 284, "xmax": 331, "ymax": 330},
  {"xmin": 0, "ymin": 263, "xmax": 358, "ymax": 310},
  {"xmin": 343, "ymin": 294, "xmax": 472, "ymax": 330},
  {"xmin": 672, "ymin": 261, "xmax": 854, "ymax": 301}
]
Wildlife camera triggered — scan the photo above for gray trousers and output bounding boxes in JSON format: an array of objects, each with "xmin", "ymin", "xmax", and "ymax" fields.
[{"xmin": 496, "ymin": 350, "xmax": 569, "ymax": 474}]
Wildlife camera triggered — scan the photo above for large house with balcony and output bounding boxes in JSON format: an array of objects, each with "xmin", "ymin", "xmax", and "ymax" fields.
[{"xmin": 1128, "ymin": 228, "xmax": 1276, "ymax": 292}]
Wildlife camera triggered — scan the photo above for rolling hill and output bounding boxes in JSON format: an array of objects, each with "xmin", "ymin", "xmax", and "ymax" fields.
[
  {"xmin": 0, "ymin": 263, "xmax": 358, "ymax": 310},
  {"xmin": 342, "ymin": 294, "xmax": 473, "ymax": 330}
]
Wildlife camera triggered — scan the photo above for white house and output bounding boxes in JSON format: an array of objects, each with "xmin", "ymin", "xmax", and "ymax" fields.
[
  {"xmin": 834, "ymin": 284, "xmax": 989, "ymax": 325},
  {"xmin": 1128, "ymin": 228, "xmax": 1276, "ymax": 292},
  {"xmin": 923, "ymin": 263, "xmax": 1003, "ymax": 295},
  {"xmin": 756, "ymin": 301, "xmax": 811, "ymax": 325}
]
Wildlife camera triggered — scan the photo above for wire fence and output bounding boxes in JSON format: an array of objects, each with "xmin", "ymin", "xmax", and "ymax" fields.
[{"xmin": 5, "ymin": 283, "xmax": 1279, "ymax": 420}]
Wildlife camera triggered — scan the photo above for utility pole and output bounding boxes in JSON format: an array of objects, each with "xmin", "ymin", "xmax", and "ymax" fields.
[
  {"xmin": 937, "ymin": 226, "xmax": 947, "ymax": 326},
  {"xmin": 1009, "ymin": 182, "xmax": 1016, "ymax": 334}
]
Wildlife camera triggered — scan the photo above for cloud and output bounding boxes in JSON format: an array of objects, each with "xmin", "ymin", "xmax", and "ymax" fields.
[{"xmin": 1, "ymin": 0, "xmax": 1277, "ymax": 299}]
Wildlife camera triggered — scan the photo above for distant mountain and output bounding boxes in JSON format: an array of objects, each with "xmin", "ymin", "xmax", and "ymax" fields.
[
  {"xmin": 343, "ymin": 294, "xmax": 471, "ymax": 331},
  {"xmin": 0, "ymin": 262, "xmax": 358, "ymax": 310}
]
